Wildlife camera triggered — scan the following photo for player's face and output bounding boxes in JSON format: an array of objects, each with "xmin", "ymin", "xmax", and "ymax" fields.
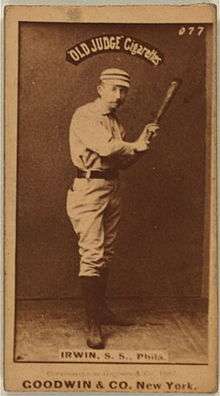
[{"xmin": 98, "ymin": 82, "xmax": 128, "ymax": 110}]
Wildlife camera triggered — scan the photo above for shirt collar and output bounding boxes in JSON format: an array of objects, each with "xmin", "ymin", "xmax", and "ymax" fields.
[{"xmin": 94, "ymin": 98, "xmax": 116, "ymax": 116}]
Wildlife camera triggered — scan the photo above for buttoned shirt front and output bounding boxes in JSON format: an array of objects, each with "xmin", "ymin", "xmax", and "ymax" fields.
[{"xmin": 69, "ymin": 98, "xmax": 137, "ymax": 171}]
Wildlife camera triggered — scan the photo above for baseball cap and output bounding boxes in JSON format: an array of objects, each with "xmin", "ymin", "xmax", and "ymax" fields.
[{"xmin": 100, "ymin": 68, "xmax": 131, "ymax": 88}]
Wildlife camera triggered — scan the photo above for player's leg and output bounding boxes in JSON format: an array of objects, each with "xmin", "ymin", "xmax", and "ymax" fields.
[
  {"xmin": 66, "ymin": 186, "xmax": 108, "ymax": 348},
  {"xmin": 101, "ymin": 188, "xmax": 134, "ymax": 326},
  {"xmin": 103, "ymin": 189, "xmax": 121, "ymax": 268}
]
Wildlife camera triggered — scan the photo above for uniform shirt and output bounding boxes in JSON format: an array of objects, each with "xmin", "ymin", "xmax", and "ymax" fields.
[{"xmin": 69, "ymin": 98, "xmax": 137, "ymax": 171}]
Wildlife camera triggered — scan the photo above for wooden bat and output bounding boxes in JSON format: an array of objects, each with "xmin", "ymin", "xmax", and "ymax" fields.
[{"xmin": 146, "ymin": 78, "xmax": 182, "ymax": 141}]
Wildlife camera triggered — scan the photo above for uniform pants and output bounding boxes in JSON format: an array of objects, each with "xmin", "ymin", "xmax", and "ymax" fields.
[{"xmin": 66, "ymin": 177, "xmax": 121, "ymax": 277}]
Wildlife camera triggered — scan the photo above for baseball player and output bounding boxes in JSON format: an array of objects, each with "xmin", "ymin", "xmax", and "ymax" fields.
[{"xmin": 66, "ymin": 68, "xmax": 159, "ymax": 349}]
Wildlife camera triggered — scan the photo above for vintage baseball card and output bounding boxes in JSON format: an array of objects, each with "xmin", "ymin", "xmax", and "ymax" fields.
[{"xmin": 4, "ymin": 3, "xmax": 218, "ymax": 393}]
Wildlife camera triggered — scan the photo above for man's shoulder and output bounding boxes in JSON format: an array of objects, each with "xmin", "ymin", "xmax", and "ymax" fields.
[{"xmin": 73, "ymin": 100, "xmax": 97, "ymax": 118}]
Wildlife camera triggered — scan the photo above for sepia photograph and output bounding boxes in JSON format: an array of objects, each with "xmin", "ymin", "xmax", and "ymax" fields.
[{"xmin": 4, "ymin": 4, "xmax": 217, "ymax": 392}]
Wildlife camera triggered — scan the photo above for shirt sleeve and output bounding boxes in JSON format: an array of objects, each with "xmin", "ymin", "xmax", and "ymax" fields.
[
  {"xmin": 117, "ymin": 128, "xmax": 145, "ymax": 169},
  {"xmin": 70, "ymin": 109, "xmax": 137, "ymax": 158}
]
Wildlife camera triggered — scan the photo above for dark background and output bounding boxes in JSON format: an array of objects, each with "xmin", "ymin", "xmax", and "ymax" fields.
[{"xmin": 16, "ymin": 22, "xmax": 209, "ymax": 300}]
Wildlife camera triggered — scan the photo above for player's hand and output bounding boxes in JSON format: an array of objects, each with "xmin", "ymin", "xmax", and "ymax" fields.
[
  {"xmin": 143, "ymin": 123, "xmax": 160, "ymax": 139},
  {"xmin": 135, "ymin": 132, "xmax": 150, "ymax": 152},
  {"xmin": 135, "ymin": 123, "xmax": 159, "ymax": 152}
]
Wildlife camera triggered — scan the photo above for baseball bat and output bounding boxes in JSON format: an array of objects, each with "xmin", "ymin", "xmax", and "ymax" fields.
[
  {"xmin": 154, "ymin": 78, "xmax": 182, "ymax": 123},
  {"xmin": 147, "ymin": 78, "xmax": 182, "ymax": 141}
]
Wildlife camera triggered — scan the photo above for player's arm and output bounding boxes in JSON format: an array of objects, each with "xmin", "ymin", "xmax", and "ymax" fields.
[
  {"xmin": 70, "ymin": 110, "xmax": 152, "ymax": 158},
  {"xmin": 117, "ymin": 123, "xmax": 159, "ymax": 169}
]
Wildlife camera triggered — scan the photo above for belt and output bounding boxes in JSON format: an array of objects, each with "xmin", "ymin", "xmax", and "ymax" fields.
[{"xmin": 76, "ymin": 168, "xmax": 119, "ymax": 180}]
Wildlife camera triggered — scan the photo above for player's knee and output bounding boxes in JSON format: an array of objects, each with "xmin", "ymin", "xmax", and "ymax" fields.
[{"xmin": 81, "ymin": 248, "xmax": 105, "ymax": 263}]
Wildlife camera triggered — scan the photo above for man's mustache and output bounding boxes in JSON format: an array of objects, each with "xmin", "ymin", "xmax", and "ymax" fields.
[{"xmin": 111, "ymin": 100, "xmax": 122, "ymax": 105}]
